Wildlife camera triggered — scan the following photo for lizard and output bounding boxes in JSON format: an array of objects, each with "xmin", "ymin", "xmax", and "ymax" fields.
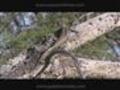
[
  {"xmin": 19, "ymin": 26, "xmax": 81, "ymax": 79},
  {"xmin": 28, "ymin": 25, "xmax": 82, "ymax": 79},
  {"xmin": 27, "ymin": 25, "xmax": 69, "ymax": 78}
]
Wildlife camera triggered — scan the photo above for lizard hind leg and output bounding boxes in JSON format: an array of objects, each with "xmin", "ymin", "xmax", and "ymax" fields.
[{"xmin": 47, "ymin": 49, "xmax": 82, "ymax": 78}]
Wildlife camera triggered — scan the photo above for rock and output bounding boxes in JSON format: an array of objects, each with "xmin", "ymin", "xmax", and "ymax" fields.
[
  {"xmin": 0, "ymin": 33, "xmax": 7, "ymax": 48},
  {"xmin": 0, "ymin": 65, "xmax": 12, "ymax": 75},
  {"xmin": 10, "ymin": 12, "xmax": 37, "ymax": 35},
  {"xmin": 0, "ymin": 12, "xmax": 5, "ymax": 16}
]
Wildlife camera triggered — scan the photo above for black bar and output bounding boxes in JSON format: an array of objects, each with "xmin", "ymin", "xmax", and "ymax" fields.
[
  {"xmin": 0, "ymin": 79, "xmax": 120, "ymax": 89},
  {"xmin": 0, "ymin": 0, "xmax": 119, "ymax": 11},
  {"xmin": 34, "ymin": 0, "xmax": 84, "ymax": 4}
]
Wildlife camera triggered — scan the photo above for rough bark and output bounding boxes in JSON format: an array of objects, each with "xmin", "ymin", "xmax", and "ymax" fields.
[
  {"xmin": 18, "ymin": 56, "xmax": 120, "ymax": 79},
  {"xmin": 77, "ymin": 58, "xmax": 120, "ymax": 79},
  {"xmin": 63, "ymin": 12, "xmax": 120, "ymax": 50}
]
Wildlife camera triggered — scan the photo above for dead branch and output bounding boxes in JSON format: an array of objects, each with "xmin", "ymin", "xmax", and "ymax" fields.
[
  {"xmin": 64, "ymin": 12, "xmax": 120, "ymax": 50},
  {"xmin": 75, "ymin": 57, "xmax": 120, "ymax": 79},
  {"xmin": 18, "ymin": 56, "xmax": 120, "ymax": 79}
]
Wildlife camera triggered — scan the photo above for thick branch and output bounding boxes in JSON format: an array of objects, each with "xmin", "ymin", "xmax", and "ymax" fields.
[
  {"xmin": 74, "ymin": 57, "xmax": 120, "ymax": 79},
  {"xmin": 64, "ymin": 12, "xmax": 120, "ymax": 50},
  {"xmin": 19, "ymin": 56, "xmax": 120, "ymax": 79}
]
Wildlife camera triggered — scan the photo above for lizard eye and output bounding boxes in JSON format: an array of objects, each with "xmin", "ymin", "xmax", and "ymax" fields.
[{"xmin": 26, "ymin": 55, "xmax": 30, "ymax": 59}]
